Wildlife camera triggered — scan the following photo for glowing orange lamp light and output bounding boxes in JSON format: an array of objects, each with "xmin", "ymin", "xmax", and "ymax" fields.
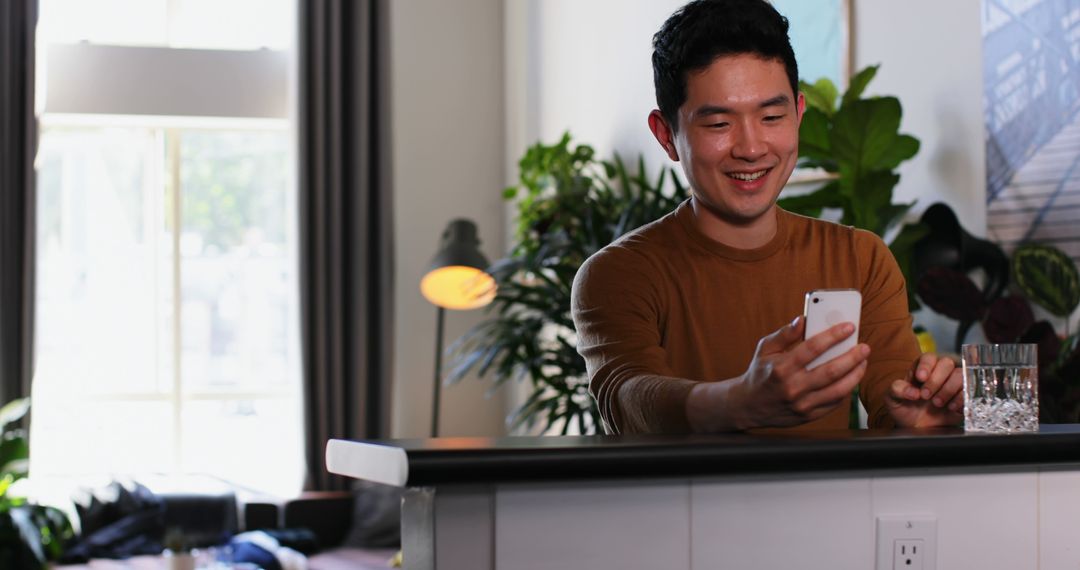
[{"xmin": 420, "ymin": 219, "xmax": 496, "ymax": 437}]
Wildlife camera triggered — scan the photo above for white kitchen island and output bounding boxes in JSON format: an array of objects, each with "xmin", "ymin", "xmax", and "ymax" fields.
[{"xmin": 326, "ymin": 425, "xmax": 1080, "ymax": 570}]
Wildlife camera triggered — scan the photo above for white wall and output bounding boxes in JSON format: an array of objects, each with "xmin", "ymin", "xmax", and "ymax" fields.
[
  {"xmin": 853, "ymin": 0, "xmax": 985, "ymax": 233},
  {"xmin": 852, "ymin": 0, "xmax": 987, "ymax": 348},
  {"xmin": 520, "ymin": 0, "xmax": 685, "ymax": 178},
  {"xmin": 390, "ymin": 0, "xmax": 509, "ymax": 438}
]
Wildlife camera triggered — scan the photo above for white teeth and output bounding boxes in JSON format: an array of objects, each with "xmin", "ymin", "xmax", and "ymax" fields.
[{"xmin": 730, "ymin": 170, "xmax": 767, "ymax": 181}]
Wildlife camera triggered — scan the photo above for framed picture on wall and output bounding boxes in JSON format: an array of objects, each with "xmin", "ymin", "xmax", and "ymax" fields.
[
  {"xmin": 983, "ymin": 0, "xmax": 1080, "ymax": 261},
  {"xmin": 772, "ymin": 0, "xmax": 852, "ymax": 89},
  {"xmin": 771, "ymin": 0, "xmax": 853, "ymax": 184}
]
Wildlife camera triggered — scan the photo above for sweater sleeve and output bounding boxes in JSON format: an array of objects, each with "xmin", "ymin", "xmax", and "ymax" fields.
[
  {"xmin": 854, "ymin": 230, "xmax": 922, "ymax": 428},
  {"xmin": 571, "ymin": 246, "xmax": 696, "ymax": 434}
]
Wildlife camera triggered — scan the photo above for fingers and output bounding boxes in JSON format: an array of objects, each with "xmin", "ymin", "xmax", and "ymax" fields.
[
  {"xmin": 789, "ymin": 321, "xmax": 859, "ymax": 370},
  {"xmin": 931, "ymin": 368, "xmax": 963, "ymax": 410},
  {"xmin": 890, "ymin": 378, "xmax": 921, "ymax": 402},
  {"xmin": 775, "ymin": 342, "xmax": 870, "ymax": 397},
  {"xmin": 913, "ymin": 354, "xmax": 951, "ymax": 397},
  {"xmin": 890, "ymin": 368, "xmax": 964, "ymax": 412},
  {"xmin": 913, "ymin": 354, "xmax": 961, "ymax": 407},
  {"xmin": 946, "ymin": 386, "xmax": 964, "ymax": 413},
  {"xmin": 912, "ymin": 352, "xmax": 937, "ymax": 384},
  {"xmin": 797, "ymin": 360, "xmax": 868, "ymax": 418},
  {"xmin": 757, "ymin": 316, "xmax": 806, "ymax": 355}
]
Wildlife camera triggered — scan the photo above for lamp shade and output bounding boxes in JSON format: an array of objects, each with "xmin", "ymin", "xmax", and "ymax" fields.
[{"xmin": 420, "ymin": 219, "xmax": 496, "ymax": 310}]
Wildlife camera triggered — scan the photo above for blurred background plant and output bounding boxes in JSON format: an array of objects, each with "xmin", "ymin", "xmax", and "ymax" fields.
[
  {"xmin": 909, "ymin": 205, "xmax": 1080, "ymax": 423},
  {"xmin": 0, "ymin": 398, "xmax": 74, "ymax": 568},
  {"xmin": 446, "ymin": 132, "xmax": 688, "ymax": 435},
  {"xmin": 779, "ymin": 64, "xmax": 928, "ymax": 300}
]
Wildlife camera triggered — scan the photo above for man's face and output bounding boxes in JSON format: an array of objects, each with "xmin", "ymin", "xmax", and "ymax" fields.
[{"xmin": 655, "ymin": 54, "xmax": 804, "ymax": 227}]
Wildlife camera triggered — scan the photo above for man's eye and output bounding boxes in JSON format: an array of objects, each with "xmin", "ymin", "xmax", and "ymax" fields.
[
  {"xmin": 706, "ymin": 122, "xmax": 729, "ymax": 129},
  {"xmin": 764, "ymin": 115, "xmax": 785, "ymax": 122}
]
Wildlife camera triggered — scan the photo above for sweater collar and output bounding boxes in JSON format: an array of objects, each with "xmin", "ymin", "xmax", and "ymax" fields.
[{"xmin": 675, "ymin": 199, "xmax": 790, "ymax": 261}]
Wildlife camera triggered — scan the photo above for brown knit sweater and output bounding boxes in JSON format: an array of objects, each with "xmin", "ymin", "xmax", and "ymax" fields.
[{"xmin": 571, "ymin": 200, "xmax": 920, "ymax": 434}]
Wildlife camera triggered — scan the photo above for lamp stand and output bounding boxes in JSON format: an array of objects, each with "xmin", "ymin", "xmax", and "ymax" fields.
[{"xmin": 431, "ymin": 306, "xmax": 446, "ymax": 438}]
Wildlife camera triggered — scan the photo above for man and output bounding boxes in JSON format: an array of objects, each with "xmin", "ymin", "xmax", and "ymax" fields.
[{"xmin": 570, "ymin": 0, "xmax": 962, "ymax": 434}]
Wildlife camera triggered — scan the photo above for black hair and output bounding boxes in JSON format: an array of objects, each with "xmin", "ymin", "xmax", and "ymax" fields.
[{"xmin": 652, "ymin": 0, "xmax": 799, "ymax": 130}]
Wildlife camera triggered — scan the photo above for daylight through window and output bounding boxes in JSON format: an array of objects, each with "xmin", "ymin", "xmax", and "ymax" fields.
[{"xmin": 30, "ymin": 0, "xmax": 303, "ymax": 497}]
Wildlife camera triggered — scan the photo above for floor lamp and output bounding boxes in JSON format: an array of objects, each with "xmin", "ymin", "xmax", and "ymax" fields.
[{"xmin": 419, "ymin": 219, "xmax": 496, "ymax": 438}]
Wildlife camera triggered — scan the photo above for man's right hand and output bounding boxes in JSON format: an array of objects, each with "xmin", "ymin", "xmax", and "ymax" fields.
[{"xmin": 686, "ymin": 316, "xmax": 870, "ymax": 432}]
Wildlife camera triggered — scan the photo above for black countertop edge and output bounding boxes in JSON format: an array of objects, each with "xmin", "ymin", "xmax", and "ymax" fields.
[{"xmin": 358, "ymin": 425, "xmax": 1080, "ymax": 487}]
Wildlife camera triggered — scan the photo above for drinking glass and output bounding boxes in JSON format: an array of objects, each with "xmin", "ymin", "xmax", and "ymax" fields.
[{"xmin": 962, "ymin": 343, "xmax": 1038, "ymax": 433}]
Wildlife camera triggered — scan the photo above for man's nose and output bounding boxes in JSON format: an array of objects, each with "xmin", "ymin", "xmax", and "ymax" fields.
[{"xmin": 731, "ymin": 122, "xmax": 767, "ymax": 160}]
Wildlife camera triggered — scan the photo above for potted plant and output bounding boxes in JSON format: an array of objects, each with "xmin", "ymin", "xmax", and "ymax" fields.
[
  {"xmin": 446, "ymin": 133, "xmax": 688, "ymax": 435},
  {"xmin": 0, "ymin": 398, "xmax": 74, "ymax": 568},
  {"xmin": 917, "ymin": 236, "xmax": 1080, "ymax": 422},
  {"xmin": 779, "ymin": 64, "xmax": 928, "ymax": 308}
]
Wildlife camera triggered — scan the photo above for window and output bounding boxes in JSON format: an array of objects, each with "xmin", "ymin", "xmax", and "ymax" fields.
[
  {"xmin": 39, "ymin": 0, "xmax": 292, "ymax": 50},
  {"xmin": 31, "ymin": 1, "xmax": 302, "ymax": 497}
]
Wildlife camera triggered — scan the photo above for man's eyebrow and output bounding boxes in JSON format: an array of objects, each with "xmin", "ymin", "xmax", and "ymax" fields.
[
  {"xmin": 759, "ymin": 94, "xmax": 791, "ymax": 108},
  {"xmin": 690, "ymin": 94, "xmax": 792, "ymax": 120}
]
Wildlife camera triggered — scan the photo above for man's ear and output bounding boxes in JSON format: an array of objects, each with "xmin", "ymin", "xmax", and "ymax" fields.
[
  {"xmin": 796, "ymin": 92, "xmax": 806, "ymax": 125},
  {"xmin": 648, "ymin": 110, "xmax": 680, "ymax": 162}
]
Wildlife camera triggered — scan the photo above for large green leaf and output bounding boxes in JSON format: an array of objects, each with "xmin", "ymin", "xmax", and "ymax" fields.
[
  {"xmin": 798, "ymin": 106, "xmax": 832, "ymax": 165},
  {"xmin": 1013, "ymin": 244, "xmax": 1080, "ymax": 317},
  {"xmin": 777, "ymin": 182, "xmax": 843, "ymax": 218},
  {"xmin": 876, "ymin": 134, "xmax": 920, "ymax": 172},
  {"xmin": 840, "ymin": 170, "xmax": 899, "ymax": 233},
  {"xmin": 840, "ymin": 64, "xmax": 879, "ymax": 109},
  {"xmin": 876, "ymin": 201, "xmax": 917, "ymax": 237},
  {"xmin": 0, "ymin": 436, "xmax": 29, "ymax": 481},
  {"xmin": 800, "ymin": 78, "xmax": 839, "ymax": 116},
  {"xmin": 830, "ymin": 97, "xmax": 904, "ymax": 176}
]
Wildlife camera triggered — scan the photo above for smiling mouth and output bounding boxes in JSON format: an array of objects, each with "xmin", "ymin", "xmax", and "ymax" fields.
[{"xmin": 728, "ymin": 169, "xmax": 770, "ymax": 182}]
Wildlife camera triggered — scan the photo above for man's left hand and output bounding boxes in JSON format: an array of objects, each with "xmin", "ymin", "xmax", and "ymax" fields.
[{"xmin": 885, "ymin": 353, "xmax": 963, "ymax": 428}]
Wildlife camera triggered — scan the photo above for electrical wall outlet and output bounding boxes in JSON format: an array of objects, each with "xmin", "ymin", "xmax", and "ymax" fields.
[
  {"xmin": 894, "ymin": 539, "xmax": 925, "ymax": 569},
  {"xmin": 876, "ymin": 515, "xmax": 937, "ymax": 570}
]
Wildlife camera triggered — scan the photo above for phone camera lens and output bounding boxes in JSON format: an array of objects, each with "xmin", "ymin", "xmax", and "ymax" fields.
[{"xmin": 812, "ymin": 298, "xmax": 819, "ymax": 304}]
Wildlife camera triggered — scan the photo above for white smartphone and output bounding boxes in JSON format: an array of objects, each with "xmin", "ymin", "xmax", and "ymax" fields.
[{"xmin": 803, "ymin": 289, "xmax": 862, "ymax": 370}]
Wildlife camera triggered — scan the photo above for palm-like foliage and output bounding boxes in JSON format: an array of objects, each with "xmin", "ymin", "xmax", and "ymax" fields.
[
  {"xmin": 0, "ymin": 398, "xmax": 74, "ymax": 568},
  {"xmin": 446, "ymin": 133, "xmax": 689, "ymax": 435}
]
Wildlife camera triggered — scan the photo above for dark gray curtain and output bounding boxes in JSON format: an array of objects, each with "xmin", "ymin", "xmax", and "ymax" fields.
[
  {"xmin": 299, "ymin": 0, "xmax": 394, "ymax": 491},
  {"xmin": 0, "ymin": 0, "xmax": 36, "ymax": 406}
]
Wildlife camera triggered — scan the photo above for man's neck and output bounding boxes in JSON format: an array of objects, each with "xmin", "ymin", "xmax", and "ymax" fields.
[{"xmin": 690, "ymin": 198, "xmax": 778, "ymax": 250}]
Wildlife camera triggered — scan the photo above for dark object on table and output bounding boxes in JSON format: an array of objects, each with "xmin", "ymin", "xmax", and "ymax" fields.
[
  {"xmin": 61, "ymin": 480, "xmax": 240, "ymax": 563},
  {"xmin": 62, "ymin": 481, "xmax": 165, "ymax": 562},
  {"xmin": 244, "ymin": 484, "xmax": 401, "ymax": 570}
]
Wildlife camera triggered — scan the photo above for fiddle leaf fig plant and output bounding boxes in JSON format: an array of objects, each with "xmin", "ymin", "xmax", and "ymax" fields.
[
  {"xmin": 446, "ymin": 132, "xmax": 689, "ymax": 435},
  {"xmin": 781, "ymin": 65, "xmax": 920, "ymax": 236},
  {"xmin": 780, "ymin": 64, "xmax": 928, "ymax": 309}
]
